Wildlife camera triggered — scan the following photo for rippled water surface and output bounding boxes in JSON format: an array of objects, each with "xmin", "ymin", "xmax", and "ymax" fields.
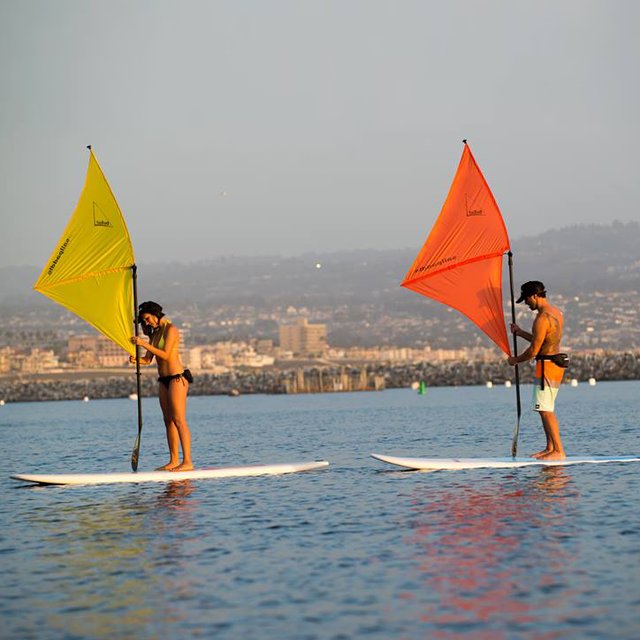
[{"xmin": 2, "ymin": 381, "xmax": 639, "ymax": 639}]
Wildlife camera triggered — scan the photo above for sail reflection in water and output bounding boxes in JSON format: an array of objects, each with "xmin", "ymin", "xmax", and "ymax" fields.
[{"xmin": 403, "ymin": 468, "xmax": 601, "ymax": 637}]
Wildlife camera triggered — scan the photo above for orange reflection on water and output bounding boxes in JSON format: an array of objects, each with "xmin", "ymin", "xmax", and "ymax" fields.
[
  {"xmin": 403, "ymin": 468, "xmax": 599, "ymax": 639},
  {"xmin": 155, "ymin": 479, "xmax": 198, "ymax": 511}
]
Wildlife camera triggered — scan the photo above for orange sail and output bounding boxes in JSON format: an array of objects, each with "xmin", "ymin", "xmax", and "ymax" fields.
[{"xmin": 402, "ymin": 143, "xmax": 511, "ymax": 354}]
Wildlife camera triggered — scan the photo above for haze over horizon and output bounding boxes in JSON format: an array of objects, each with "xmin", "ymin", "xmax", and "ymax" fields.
[
  {"xmin": 0, "ymin": 220, "xmax": 636, "ymax": 275},
  {"xmin": 2, "ymin": 1, "xmax": 639, "ymax": 269}
]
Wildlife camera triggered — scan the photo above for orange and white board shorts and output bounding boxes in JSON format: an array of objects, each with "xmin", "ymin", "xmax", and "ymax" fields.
[{"xmin": 532, "ymin": 360, "xmax": 564, "ymax": 412}]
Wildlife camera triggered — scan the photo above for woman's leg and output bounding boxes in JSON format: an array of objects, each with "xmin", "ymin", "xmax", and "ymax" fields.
[
  {"xmin": 167, "ymin": 378, "xmax": 193, "ymax": 471},
  {"xmin": 157, "ymin": 384, "xmax": 181, "ymax": 470}
]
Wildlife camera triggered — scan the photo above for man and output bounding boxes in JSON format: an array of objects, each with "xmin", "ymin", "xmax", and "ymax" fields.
[{"xmin": 507, "ymin": 281, "xmax": 567, "ymax": 460}]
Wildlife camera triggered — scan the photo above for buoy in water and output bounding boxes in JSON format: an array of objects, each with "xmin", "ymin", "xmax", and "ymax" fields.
[
  {"xmin": 410, "ymin": 381, "xmax": 420, "ymax": 390},
  {"xmin": 0, "ymin": 399, "xmax": 5, "ymax": 406},
  {"xmin": 588, "ymin": 378, "xmax": 596, "ymax": 386},
  {"xmin": 83, "ymin": 396, "xmax": 90, "ymax": 402},
  {"xmin": 570, "ymin": 379, "xmax": 578, "ymax": 387},
  {"xmin": 486, "ymin": 381, "xmax": 493, "ymax": 389},
  {"xmin": 504, "ymin": 380, "xmax": 512, "ymax": 388},
  {"xmin": 128, "ymin": 393, "xmax": 138, "ymax": 400}
]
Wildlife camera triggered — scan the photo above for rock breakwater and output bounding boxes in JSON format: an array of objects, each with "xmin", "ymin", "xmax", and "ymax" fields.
[{"xmin": 0, "ymin": 353, "xmax": 637, "ymax": 403}]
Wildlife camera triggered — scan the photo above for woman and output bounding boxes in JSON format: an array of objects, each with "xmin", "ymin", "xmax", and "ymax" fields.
[{"xmin": 130, "ymin": 301, "xmax": 194, "ymax": 471}]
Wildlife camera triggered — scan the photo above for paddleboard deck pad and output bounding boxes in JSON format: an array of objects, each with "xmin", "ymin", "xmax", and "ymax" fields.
[
  {"xmin": 12, "ymin": 460, "xmax": 329, "ymax": 486},
  {"xmin": 371, "ymin": 453, "xmax": 640, "ymax": 471}
]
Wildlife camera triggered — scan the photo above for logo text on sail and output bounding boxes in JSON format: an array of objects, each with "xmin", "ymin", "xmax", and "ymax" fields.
[{"xmin": 47, "ymin": 238, "xmax": 70, "ymax": 275}]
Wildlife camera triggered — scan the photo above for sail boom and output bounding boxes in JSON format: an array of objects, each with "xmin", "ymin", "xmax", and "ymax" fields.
[
  {"xmin": 34, "ymin": 264, "xmax": 135, "ymax": 292},
  {"xmin": 401, "ymin": 250, "xmax": 509, "ymax": 288}
]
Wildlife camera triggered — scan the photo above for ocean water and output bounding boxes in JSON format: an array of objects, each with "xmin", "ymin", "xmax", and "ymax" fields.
[{"xmin": 1, "ymin": 381, "xmax": 639, "ymax": 639}]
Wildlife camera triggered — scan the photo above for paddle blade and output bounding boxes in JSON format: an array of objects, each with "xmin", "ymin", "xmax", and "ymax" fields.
[
  {"xmin": 131, "ymin": 434, "xmax": 140, "ymax": 471},
  {"xmin": 511, "ymin": 419, "xmax": 521, "ymax": 458}
]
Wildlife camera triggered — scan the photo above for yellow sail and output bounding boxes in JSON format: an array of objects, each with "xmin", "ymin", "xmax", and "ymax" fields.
[{"xmin": 34, "ymin": 148, "xmax": 136, "ymax": 356}]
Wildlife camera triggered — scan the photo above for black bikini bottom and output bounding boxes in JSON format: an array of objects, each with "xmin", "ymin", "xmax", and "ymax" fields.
[{"xmin": 158, "ymin": 369, "xmax": 193, "ymax": 389}]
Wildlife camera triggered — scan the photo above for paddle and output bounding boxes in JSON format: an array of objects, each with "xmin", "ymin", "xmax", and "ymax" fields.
[
  {"xmin": 131, "ymin": 264, "xmax": 143, "ymax": 471},
  {"xmin": 507, "ymin": 251, "xmax": 522, "ymax": 457}
]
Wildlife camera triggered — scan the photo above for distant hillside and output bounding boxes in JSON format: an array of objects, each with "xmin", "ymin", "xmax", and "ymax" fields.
[
  {"xmin": 511, "ymin": 221, "xmax": 640, "ymax": 293},
  {"xmin": 2, "ymin": 222, "xmax": 639, "ymax": 312}
]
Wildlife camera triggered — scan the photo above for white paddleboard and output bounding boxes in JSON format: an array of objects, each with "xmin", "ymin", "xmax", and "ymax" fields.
[
  {"xmin": 371, "ymin": 453, "xmax": 640, "ymax": 471},
  {"xmin": 11, "ymin": 460, "xmax": 329, "ymax": 486}
]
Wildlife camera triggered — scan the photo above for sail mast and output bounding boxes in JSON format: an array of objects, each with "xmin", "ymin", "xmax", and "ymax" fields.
[
  {"xmin": 507, "ymin": 251, "xmax": 522, "ymax": 457},
  {"xmin": 131, "ymin": 264, "xmax": 144, "ymax": 471}
]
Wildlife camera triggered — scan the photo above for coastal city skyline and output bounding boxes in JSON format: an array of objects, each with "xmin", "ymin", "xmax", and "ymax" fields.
[
  {"xmin": 2, "ymin": 284, "xmax": 638, "ymax": 377},
  {"xmin": 2, "ymin": 221, "xmax": 639, "ymax": 377}
]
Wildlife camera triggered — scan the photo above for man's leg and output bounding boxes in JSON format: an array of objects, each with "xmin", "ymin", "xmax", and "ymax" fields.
[
  {"xmin": 531, "ymin": 383, "xmax": 552, "ymax": 458},
  {"xmin": 538, "ymin": 411, "xmax": 565, "ymax": 460},
  {"xmin": 531, "ymin": 418, "xmax": 553, "ymax": 459}
]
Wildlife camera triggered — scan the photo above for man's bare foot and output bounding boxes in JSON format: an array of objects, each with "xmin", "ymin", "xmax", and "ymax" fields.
[
  {"xmin": 156, "ymin": 462, "xmax": 179, "ymax": 471},
  {"xmin": 531, "ymin": 449, "xmax": 552, "ymax": 459},
  {"xmin": 539, "ymin": 451, "xmax": 566, "ymax": 461},
  {"xmin": 170, "ymin": 462, "xmax": 194, "ymax": 472}
]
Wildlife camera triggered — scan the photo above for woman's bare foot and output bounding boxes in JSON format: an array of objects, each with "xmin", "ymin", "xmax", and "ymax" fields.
[
  {"xmin": 531, "ymin": 449, "xmax": 552, "ymax": 459},
  {"xmin": 539, "ymin": 451, "xmax": 566, "ymax": 461},
  {"xmin": 156, "ymin": 462, "xmax": 179, "ymax": 471},
  {"xmin": 170, "ymin": 461, "xmax": 194, "ymax": 472}
]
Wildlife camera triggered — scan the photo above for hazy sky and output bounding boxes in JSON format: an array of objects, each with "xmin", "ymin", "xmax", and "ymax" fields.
[{"xmin": 1, "ymin": 1, "xmax": 639, "ymax": 269}]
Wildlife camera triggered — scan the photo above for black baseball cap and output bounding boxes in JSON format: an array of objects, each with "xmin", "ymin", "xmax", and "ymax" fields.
[{"xmin": 516, "ymin": 281, "xmax": 546, "ymax": 303}]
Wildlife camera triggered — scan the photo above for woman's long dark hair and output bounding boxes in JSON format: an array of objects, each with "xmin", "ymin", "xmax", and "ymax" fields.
[{"xmin": 138, "ymin": 301, "xmax": 165, "ymax": 336}]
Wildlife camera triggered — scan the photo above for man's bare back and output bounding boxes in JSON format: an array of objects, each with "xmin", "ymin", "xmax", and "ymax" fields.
[{"xmin": 533, "ymin": 304, "xmax": 563, "ymax": 356}]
